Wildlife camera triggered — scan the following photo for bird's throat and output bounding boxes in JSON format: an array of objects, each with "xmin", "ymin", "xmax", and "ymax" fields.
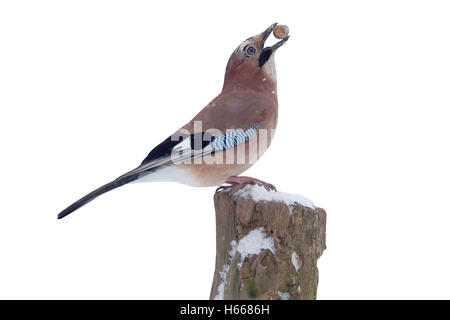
[{"xmin": 261, "ymin": 54, "xmax": 277, "ymax": 80}]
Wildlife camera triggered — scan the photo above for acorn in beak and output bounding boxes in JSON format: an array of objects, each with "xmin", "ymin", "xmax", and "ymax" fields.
[{"xmin": 258, "ymin": 23, "xmax": 290, "ymax": 67}]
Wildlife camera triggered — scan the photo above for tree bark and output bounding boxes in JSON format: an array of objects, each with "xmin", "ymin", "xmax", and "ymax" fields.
[{"xmin": 210, "ymin": 184, "xmax": 326, "ymax": 300}]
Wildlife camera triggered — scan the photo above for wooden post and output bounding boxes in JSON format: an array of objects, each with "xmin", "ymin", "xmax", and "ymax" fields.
[{"xmin": 210, "ymin": 183, "xmax": 326, "ymax": 300}]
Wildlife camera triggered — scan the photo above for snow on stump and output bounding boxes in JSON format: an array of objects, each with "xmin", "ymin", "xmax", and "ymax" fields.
[{"xmin": 210, "ymin": 183, "xmax": 326, "ymax": 300}]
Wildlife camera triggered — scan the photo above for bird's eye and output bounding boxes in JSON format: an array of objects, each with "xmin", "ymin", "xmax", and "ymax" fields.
[{"xmin": 243, "ymin": 45, "xmax": 257, "ymax": 57}]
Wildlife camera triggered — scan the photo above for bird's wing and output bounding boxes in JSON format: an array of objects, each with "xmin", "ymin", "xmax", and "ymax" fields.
[
  {"xmin": 125, "ymin": 90, "xmax": 275, "ymax": 180},
  {"xmin": 121, "ymin": 123, "xmax": 261, "ymax": 180}
]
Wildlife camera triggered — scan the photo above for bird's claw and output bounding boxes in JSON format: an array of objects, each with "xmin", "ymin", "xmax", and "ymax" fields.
[{"xmin": 217, "ymin": 176, "xmax": 277, "ymax": 192}]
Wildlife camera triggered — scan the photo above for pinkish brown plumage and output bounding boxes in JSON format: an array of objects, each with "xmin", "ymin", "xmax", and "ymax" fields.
[{"xmin": 58, "ymin": 23, "xmax": 290, "ymax": 219}]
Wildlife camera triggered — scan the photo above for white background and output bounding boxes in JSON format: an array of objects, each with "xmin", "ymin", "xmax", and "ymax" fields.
[{"xmin": 1, "ymin": 0, "xmax": 449, "ymax": 299}]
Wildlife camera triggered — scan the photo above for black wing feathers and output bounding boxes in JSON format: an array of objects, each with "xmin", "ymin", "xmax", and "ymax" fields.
[{"xmin": 140, "ymin": 132, "xmax": 216, "ymax": 165}]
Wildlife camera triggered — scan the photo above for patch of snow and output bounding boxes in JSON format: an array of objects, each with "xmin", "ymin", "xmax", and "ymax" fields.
[
  {"xmin": 214, "ymin": 228, "xmax": 276, "ymax": 299},
  {"xmin": 214, "ymin": 241, "xmax": 238, "ymax": 300},
  {"xmin": 291, "ymin": 251, "xmax": 301, "ymax": 272},
  {"xmin": 214, "ymin": 265, "xmax": 229, "ymax": 300},
  {"xmin": 230, "ymin": 240, "xmax": 238, "ymax": 258},
  {"xmin": 278, "ymin": 291, "xmax": 291, "ymax": 300},
  {"xmin": 236, "ymin": 227, "xmax": 275, "ymax": 269},
  {"xmin": 234, "ymin": 184, "xmax": 316, "ymax": 211}
]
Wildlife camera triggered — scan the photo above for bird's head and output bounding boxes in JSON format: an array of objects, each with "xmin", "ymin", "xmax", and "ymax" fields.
[{"xmin": 223, "ymin": 23, "xmax": 289, "ymax": 92}]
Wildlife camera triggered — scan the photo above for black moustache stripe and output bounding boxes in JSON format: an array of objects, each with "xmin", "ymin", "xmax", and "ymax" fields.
[{"xmin": 258, "ymin": 49, "xmax": 272, "ymax": 67}]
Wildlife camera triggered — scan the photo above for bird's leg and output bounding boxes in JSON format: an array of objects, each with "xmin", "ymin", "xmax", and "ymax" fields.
[{"xmin": 217, "ymin": 176, "xmax": 277, "ymax": 192}]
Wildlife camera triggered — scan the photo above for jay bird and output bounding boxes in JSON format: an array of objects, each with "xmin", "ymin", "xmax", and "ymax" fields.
[{"xmin": 58, "ymin": 23, "xmax": 289, "ymax": 219}]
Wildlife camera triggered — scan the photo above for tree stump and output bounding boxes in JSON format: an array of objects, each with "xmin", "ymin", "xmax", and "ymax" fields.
[{"xmin": 210, "ymin": 183, "xmax": 326, "ymax": 300}]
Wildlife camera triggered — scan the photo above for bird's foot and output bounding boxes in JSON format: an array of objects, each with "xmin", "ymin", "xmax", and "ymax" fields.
[{"xmin": 217, "ymin": 176, "xmax": 277, "ymax": 192}]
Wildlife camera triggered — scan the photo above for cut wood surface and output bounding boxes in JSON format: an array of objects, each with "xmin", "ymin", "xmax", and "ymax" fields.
[{"xmin": 210, "ymin": 183, "xmax": 326, "ymax": 300}]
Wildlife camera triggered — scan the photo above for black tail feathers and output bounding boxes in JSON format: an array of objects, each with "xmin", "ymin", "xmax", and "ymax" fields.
[{"xmin": 57, "ymin": 174, "xmax": 139, "ymax": 219}]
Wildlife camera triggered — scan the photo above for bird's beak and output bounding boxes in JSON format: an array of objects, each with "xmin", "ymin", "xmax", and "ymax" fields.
[
  {"xmin": 260, "ymin": 23, "xmax": 290, "ymax": 51},
  {"xmin": 257, "ymin": 23, "xmax": 289, "ymax": 67}
]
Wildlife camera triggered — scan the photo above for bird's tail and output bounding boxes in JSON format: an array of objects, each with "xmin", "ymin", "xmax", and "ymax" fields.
[{"xmin": 57, "ymin": 173, "xmax": 140, "ymax": 219}]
